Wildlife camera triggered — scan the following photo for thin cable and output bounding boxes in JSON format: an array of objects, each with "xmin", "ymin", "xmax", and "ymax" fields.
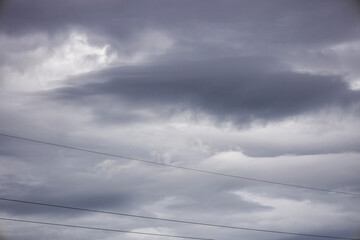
[
  {"xmin": 0, "ymin": 217, "xmax": 213, "ymax": 240},
  {"xmin": 0, "ymin": 133, "xmax": 359, "ymax": 197},
  {"xmin": 0, "ymin": 197, "xmax": 358, "ymax": 240},
  {"xmin": 0, "ymin": 216, "xmax": 359, "ymax": 240}
]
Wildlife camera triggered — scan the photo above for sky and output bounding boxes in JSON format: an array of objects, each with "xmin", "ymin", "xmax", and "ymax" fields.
[{"xmin": 0, "ymin": 0, "xmax": 360, "ymax": 239}]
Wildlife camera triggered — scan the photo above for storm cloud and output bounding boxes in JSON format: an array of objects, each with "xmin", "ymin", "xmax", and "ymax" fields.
[
  {"xmin": 0, "ymin": 1, "xmax": 360, "ymax": 240},
  {"xmin": 53, "ymin": 57, "xmax": 360, "ymax": 126}
]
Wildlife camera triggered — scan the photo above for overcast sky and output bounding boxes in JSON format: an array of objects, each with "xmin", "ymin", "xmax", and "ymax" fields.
[{"xmin": 0, "ymin": 0, "xmax": 360, "ymax": 240}]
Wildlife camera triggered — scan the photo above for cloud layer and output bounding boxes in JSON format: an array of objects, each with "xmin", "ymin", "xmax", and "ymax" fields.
[
  {"xmin": 53, "ymin": 57, "xmax": 360, "ymax": 126},
  {"xmin": 0, "ymin": 1, "xmax": 359, "ymax": 240}
]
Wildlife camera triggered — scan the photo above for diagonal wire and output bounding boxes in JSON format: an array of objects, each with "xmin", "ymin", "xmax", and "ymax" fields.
[
  {"xmin": 0, "ymin": 217, "xmax": 213, "ymax": 240},
  {"xmin": 0, "ymin": 216, "xmax": 359, "ymax": 240},
  {"xmin": 0, "ymin": 132, "xmax": 359, "ymax": 197},
  {"xmin": 0, "ymin": 197, "xmax": 359, "ymax": 240}
]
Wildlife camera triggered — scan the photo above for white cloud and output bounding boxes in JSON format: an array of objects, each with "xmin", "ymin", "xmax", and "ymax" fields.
[
  {"xmin": 233, "ymin": 191, "xmax": 360, "ymax": 234},
  {"xmin": 0, "ymin": 29, "xmax": 175, "ymax": 92},
  {"xmin": 0, "ymin": 31, "xmax": 116, "ymax": 91},
  {"xmin": 288, "ymin": 40, "xmax": 360, "ymax": 90}
]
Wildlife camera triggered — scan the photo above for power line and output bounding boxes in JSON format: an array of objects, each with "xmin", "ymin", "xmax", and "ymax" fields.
[
  {"xmin": 1, "ymin": 197, "xmax": 359, "ymax": 239},
  {"xmin": 0, "ymin": 217, "xmax": 213, "ymax": 240},
  {"xmin": 0, "ymin": 132, "xmax": 359, "ymax": 197},
  {"xmin": 0, "ymin": 215, "xmax": 359, "ymax": 240}
]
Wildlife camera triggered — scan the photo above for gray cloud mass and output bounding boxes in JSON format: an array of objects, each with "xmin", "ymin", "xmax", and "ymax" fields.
[
  {"xmin": 53, "ymin": 57, "xmax": 360, "ymax": 126},
  {"xmin": 0, "ymin": 1, "xmax": 360, "ymax": 240}
]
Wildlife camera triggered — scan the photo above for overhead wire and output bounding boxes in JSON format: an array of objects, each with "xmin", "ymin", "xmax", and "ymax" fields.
[
  {"xmin": 0, "ymin": 217, "xmax": 213, "ymax": 240},
  {"xmin": 1, "ymin": 134, "xmax": 359, "ymax": 239},
  {"xmin": 0, "ymin": 132, "xmax": 359, "ymax": 197},
  {"xmin": 0, "ymin": 216, "xmax": 358, "ymax": 240},
  {"xmin": 1, "ymin": 197, "xmax": 360, "ymax": 239}
]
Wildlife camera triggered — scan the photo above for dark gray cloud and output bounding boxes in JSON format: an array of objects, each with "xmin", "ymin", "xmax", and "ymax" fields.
[
  {"xmin": 1, "ymin": 0, "xmax": 359, "ymax": 50},
  {"xmin": 1, "ymin": 1, "xmax": 360, "ymax": 240},
  {"xmin": 53, "ymin": 57, "xmax": 360, "ymax": 126}
]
